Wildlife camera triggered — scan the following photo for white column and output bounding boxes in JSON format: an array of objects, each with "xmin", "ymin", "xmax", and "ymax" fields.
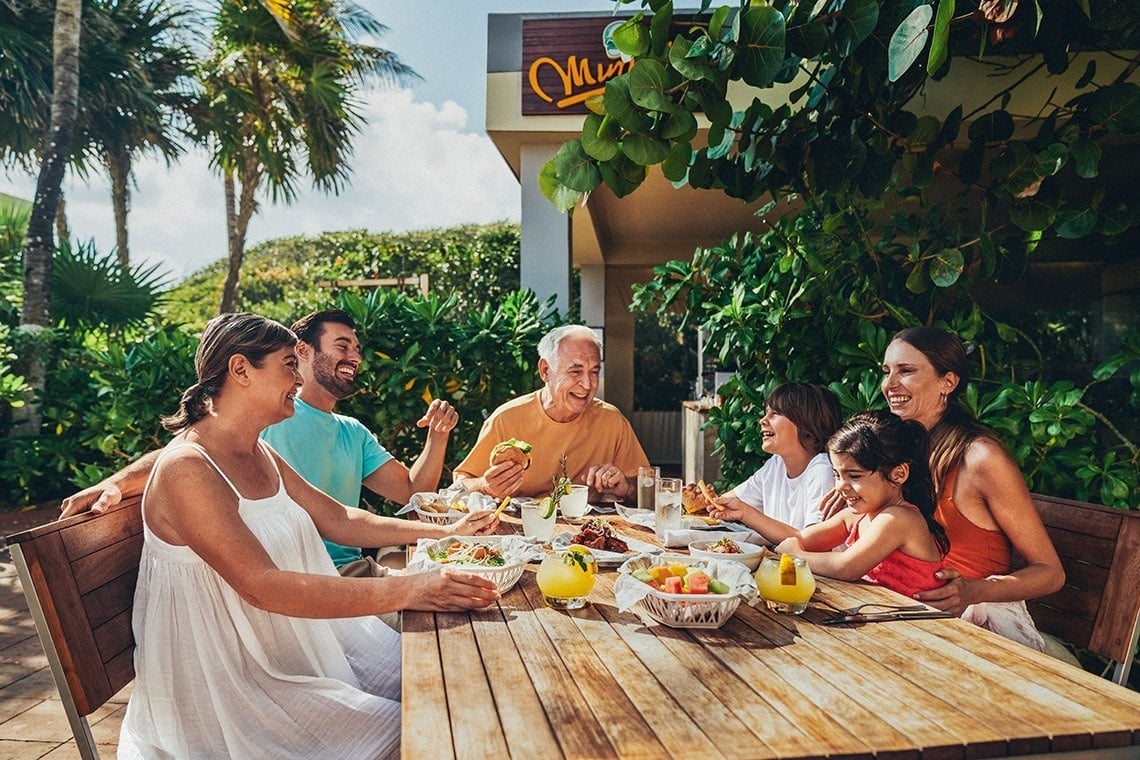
[{"xmin": 519, "ymin": 144, "xmax": 571, "ymax": 314}]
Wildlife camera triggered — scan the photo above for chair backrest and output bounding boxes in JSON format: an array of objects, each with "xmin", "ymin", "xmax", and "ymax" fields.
[
  {"xmin": 1021, "ymin": 493, "xmax": 1140, "ymax": 684},
  {"xmin": 8, "ymin": 495, "xmax": 143, "ymax": 720}
]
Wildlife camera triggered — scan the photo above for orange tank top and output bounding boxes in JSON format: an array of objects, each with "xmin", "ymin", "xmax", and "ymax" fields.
[{"xmin": 934, "ymin": 468, "xmax": 1011, "ymax": 579}]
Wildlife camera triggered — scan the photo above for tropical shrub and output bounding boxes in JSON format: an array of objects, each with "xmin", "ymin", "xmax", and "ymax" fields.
[
  {"xmin": 337, "ymin": 288, "xmax": 561, "ymax": 511},
  {"xmin": 161, "ymin": 223, "xmax": 523, "ymax": 330},
  {"xmin": 633, "ymin": 223, "xmax": 1139, "ymax": 507}
]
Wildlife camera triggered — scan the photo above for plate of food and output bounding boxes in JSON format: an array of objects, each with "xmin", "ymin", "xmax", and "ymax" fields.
[
  {"xmin": 415, "ymin": 536, "xmax": 539, "ymax": 593},
  {"xmin": 551, "ymin": 519, "xmax": 662, "ymax": 565}
]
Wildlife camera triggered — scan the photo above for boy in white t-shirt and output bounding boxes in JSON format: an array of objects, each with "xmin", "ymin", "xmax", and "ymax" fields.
[{"xmin": 709, "ymin": 383, "xmax": 842, "ymax": 540}]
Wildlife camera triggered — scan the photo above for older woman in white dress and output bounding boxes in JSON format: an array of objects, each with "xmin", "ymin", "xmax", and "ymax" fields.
[{"xmin": 118, "ymin": 313, "xmax": 501, "ymax": 760}]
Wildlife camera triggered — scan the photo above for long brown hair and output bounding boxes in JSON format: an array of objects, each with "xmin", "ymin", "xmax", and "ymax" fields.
[
  {"xmin": 829, "ymin": 410, "xmax": 950, "ymax": 556},
  {"xmin": 890, "ymin": 327, "xmax": 1005, "ymax": 495},
  {"xmin": 161, "ymin": 314, "xmax": 296, "ymax": 433}
]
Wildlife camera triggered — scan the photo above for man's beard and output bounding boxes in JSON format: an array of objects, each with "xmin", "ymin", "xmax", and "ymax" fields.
[{"xmin": 311, "ymin": 353, "xmax": 355, "ymax": 399}]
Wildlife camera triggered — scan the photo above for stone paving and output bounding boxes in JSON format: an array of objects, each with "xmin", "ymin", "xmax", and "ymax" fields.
[{"xmin": 0, "ymin": 505, "xmax": 128, "ymax": 759}]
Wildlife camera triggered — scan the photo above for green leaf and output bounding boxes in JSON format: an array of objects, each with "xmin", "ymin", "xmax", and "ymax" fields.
[
  {"xmin": 661, "ymin": 141, "xmax": 692, "ymax": 182},
  {"xmin": 927, "ymin": 0, "xmax": 954, "ymax": 76},
  {"xmin": 604, "ymin": 76, "xmax": 647, "ymax": 133},
  {"xmin": 1089, "ymin": 82, "xmax": 1140, "ymax": 134},
  {"xmin": 1070, "ymin": 137, "xmax": 1101, "ymax": 178},
  {"xmin": 649, "ymin": 2, "xmax": 674, "ymax": 56},
  {"xmin": 732, "ymin": 5, "xmax": 786, "ymax": 88},
  {"xmin": 929, "ymin": 248, "xmax": 964, "ymax": 287},
  {"xmin": 538, "ymin": 159, "xmax": 583, "ymax": 213},
  {"xmin": 551, "ymin": 140, "xmax": 601, "ymax": 193},
  {"xmin": 661, "ymin": 109, "xmax": 698, "ymax": 141},
  {"xmin": 709, "ymin": 5, "xmax": 731, "ymax": 40},
  {"xmin": 612, "ymin": 14, "xmax": 650, "ymax": 58},
  {"xmin": 1055, "ymin": 207, "xmax": 1098, "ymax": 239},
  {"xmin": 838, "ymin": 0, "xmax": 880, "ymax": 54},
  {"xmin": 623, "ymin": 132, "xmax": 671, "ymax": 165},
  {"xmin": 888, "ymin": 4, "xmax": 932, "ymax": 83},
  {"xmin": 627, "ymin": 59, "xmax": 676, "ymax": 113},
  {"xmin": 1009, "ymin": 197, "xmax": 1056, "ymax": 231},
  {"xmin": 598, "ymin": 153, "xmax": 648, "ymax": 197},
  {"xmin": 581, "ymin": 114, "xmax": 620, "ymax": 161},
  {"xmin": 905, "ymin": 260, "xmax": 928, "ymax": 293},
  {"xmin": 669, "ymin": 36, "xmax": 712, "ymax": 82}
]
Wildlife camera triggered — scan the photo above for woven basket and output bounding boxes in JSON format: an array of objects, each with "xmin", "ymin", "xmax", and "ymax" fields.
[
  {"xmin": 420, "ymin": 538, "xmax": 528, "ymax": 593},
  {"xmin": 413, "ymin": 507, "xmax": 465, "ymax": 526},
  {"xmin": 638, "ymin": 589, "xmax": 742, "ymax": 629}
]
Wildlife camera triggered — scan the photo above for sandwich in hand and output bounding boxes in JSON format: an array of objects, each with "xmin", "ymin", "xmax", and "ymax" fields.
[
  {"xmin": 682, "ymin": 480, "xmax": 719, "ymax": 514},
  {"xmin": 489, "ymin": 438, "xmax": 532, "ymax": 470}
]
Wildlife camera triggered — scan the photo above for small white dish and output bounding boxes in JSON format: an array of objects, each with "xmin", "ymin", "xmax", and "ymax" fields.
[{"xmin": 688, "ymin": 538, "xmax": 765, "ymax": 572}]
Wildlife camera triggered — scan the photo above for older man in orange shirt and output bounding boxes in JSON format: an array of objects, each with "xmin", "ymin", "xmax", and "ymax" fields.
[{"xmin": 454, "ymin": 325, "xmax": 649, "ymax": 501}]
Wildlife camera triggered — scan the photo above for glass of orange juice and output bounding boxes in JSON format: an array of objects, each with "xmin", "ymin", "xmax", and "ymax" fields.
[
  {"xmin": 755, "ymin": 552, "xmax": 815, "ymax": 614},
  {"xmin": 535, "ymin": 546, "xmax": 596, "ymax": 609}
]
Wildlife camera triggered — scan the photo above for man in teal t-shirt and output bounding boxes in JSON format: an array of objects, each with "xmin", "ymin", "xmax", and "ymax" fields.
[
  {"xmin": 260, "ymin": 309, "xmax": 459, "ymax": 572},
  {"xmin": 59, "ymin": 310, "xmax": 475, "ymax": 577}
]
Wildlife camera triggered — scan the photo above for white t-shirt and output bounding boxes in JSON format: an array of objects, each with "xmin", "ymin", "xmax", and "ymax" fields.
[{"xmin": 732, "ymin": 452, "xmax": 834, "ymax": 529}]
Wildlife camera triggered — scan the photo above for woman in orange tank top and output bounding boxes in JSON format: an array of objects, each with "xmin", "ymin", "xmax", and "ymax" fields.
[{"xmin": 879, "ymin": 327, "xmax": 1064, "ymax": 618}]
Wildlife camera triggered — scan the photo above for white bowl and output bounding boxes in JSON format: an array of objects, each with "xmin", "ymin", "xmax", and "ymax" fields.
[
  {"xmin": 688, "ymin": 539, "xmax": 765, "ymax": 572},
  {"xmin": 419, "ymin": 537, "xmax": 528, "ymax": 593}
]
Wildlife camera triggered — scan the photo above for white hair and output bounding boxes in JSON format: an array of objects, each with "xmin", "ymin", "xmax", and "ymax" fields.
[{"xmin": 537, "ymin": 324, "xmax": 602, "ymax": 366}]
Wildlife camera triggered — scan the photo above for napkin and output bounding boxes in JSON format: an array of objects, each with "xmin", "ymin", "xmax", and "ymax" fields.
[
  {"xmin": 396, "ymin": 485, "xmax": 495, "ymax": 516},
  {"xmin": 613, "ymin": 554, "xmax": 759, "ymax": 612},
  {"xmin": 662, "ymin": 527, "xmax": 767, "ymax": 548}
]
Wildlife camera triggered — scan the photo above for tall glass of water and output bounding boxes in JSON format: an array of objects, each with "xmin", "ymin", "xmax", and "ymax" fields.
[
  {"xmin": 637, "ymin": 466, "xmax": 659, "ymax": 511},
  {"xmin": 655, "ymin": 477, "xmax": 683, "ymax": 543}
]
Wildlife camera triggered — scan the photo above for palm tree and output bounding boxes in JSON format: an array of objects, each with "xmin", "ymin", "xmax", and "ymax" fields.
[
  {"xmin": 198, "ymin": 0, "xmax": 417, "ymax": 313},
  {"xmin": 77, "ymin": 0, "xmax": 197, "ymax": 267},
  {"xmin": 22, "ymin": 0, "xmax": 81, "ymax": 329},
  {"xmin": 0, "ymin": 1, "xmax": 54, "ymax": 167},
  {"xmin": 11, "ymin": 0, "xmax": 80, "ymax": 437}
]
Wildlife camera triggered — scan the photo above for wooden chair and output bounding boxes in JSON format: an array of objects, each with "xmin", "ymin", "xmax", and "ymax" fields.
[
  {"xmin": 7, "ymin": 495, "xmax": 143, "ymax": 760},
  {"xmin": 1022, "ymin": 493, "xmax": 1140, "ymax": 685}
]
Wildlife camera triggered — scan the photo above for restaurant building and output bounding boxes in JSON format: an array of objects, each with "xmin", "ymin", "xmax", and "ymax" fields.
[{"xmin": 485, "ymin": 11, "xmax": 1139, "ymax": 466}]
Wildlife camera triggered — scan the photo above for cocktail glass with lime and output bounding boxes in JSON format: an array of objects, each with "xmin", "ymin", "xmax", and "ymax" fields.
[{"xmin": 536, "ymin": 545, "xmax": 597, "ymax": 609}]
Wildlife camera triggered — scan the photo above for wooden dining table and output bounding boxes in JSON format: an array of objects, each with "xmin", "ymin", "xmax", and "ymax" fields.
[{"xmin": 401, "ymin": 514, "xmax": 1140, "ymax": 759}]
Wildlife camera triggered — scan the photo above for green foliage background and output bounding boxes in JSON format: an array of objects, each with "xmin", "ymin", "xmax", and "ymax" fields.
[{"xmin": 0, "ymin": 223, "xmax": 564, "ymax": 510}]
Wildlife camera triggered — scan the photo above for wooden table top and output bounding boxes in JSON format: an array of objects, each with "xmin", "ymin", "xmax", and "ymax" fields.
[{"xmin": 401, "ymin": 515, "xmax": 1140, "ymax": 759}]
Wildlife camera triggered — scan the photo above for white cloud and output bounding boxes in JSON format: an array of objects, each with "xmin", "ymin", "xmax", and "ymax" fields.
[{"xmin": 1, "ymin": 88, "xmax": 521, "ymax": 281}]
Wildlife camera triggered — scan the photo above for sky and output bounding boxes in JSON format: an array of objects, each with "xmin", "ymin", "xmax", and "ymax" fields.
[{"xmin": 0, "ymin": 1, "xmax": 619, "ymax": 281}]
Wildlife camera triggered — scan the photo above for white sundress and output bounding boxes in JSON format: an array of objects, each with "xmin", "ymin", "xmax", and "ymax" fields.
[{"xmin": 118, "ymin": 442, "xmax": 402, "ymax": 759}]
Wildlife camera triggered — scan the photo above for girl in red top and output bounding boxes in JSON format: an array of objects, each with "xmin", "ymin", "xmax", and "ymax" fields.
[{"xmin": 771, "ymin": 410, "xmax": 949, "ymax": 597}]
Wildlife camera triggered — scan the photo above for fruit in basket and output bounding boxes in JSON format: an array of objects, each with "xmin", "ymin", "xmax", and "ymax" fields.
[
  {"xmin": 490, "ymin": 438, "xmax": 532, "ymax": 469},
  {"xmin": 633, "ymin": 563, "xmax": 729, "ymax": 594}
]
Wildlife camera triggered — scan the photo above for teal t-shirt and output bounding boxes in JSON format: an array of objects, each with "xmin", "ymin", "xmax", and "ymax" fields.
[{"xmin": 260, "ymin": 398, "xmax": 392, "ymax": 567}]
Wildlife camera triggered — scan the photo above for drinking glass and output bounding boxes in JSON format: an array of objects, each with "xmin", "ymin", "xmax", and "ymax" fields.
[
  {"xmin": 637, "ymin": 466, "xmax": 659, "ymax": 511},
  {"xmin": 755, "ymin": 553, "xmax": 816, "ymax": 614},
  {"xmin": 559, "ymin": 484, "xmax": 589, "ymax": 519},
  {"xmin": 654, "ymin": 477, "xmax": 683, "ymax": 542},
  {"xmin": 520, "ymin": 499, "xmax": 557, "ymax": 541},
  {"xmin": 535, "ymin": 548, "xmax": 596, "ymax": 609}
]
